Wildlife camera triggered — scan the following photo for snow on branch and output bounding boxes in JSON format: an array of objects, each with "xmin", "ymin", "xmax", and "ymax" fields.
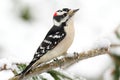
[{"xmin": 9, "ymin": 46, "xmax": 109, "ymax": 80}]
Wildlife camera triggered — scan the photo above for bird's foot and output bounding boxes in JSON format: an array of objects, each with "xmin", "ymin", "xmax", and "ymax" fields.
[
  {"xmin": 53, "ymin": 58, "xmax": 63, "ymax": 68},
  {"xmin": 74, "ymin": 52, "xmax": 79, "ymax": 62}
]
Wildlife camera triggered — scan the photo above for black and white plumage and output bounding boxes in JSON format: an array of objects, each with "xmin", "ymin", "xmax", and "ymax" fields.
[{"xmin": 17, "ymin": 8, "xmax": 79, "ymax": 77}]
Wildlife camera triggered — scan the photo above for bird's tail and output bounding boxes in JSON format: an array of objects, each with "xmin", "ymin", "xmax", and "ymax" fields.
[{"xmin": 16, "ymin": 60, "xmax": 36, "ymax": 77}]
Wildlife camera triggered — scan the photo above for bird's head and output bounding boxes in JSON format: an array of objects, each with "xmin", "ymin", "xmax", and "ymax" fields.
[{"xmin": 53, "ymin": 8, "xmax": 79, "ymax": 26}]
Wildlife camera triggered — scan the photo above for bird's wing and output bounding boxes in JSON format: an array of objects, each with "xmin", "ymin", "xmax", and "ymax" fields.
[
  {"xmin": 34, "ymin": 26, "xmax": 66, "ymax": 60},
  {"xmin": 19, "ymin": 25, "xmax": 66, "ymax": 76}
]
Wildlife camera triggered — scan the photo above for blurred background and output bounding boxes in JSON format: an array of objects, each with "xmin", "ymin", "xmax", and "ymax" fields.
[{"xmin": 0, "ymin": 0, "xmax": 120, "ymax": 80}]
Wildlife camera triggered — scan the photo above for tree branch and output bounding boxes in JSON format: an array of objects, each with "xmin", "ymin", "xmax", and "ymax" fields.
[{"xmin": 9, "ymin": 47, "xmax": 109, "ymax": 80}]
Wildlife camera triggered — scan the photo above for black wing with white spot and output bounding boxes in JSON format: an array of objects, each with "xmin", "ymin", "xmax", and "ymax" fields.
[
  {"xmin": 35, "ymin": 24, "xmax": 66, "ymax": 59},
  {"xmin": 19, "ymin": 24, "xmax": 66, "ymax": 76}
]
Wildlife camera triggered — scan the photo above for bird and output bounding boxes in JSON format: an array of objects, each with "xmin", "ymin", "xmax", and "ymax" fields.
[{"xmin": 17, "ymin": 8, "xmax": 79, "ymax": 78}]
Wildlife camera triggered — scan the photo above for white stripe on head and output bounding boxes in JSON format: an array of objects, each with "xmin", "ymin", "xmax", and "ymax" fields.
[{"xmin": 57, "ymin": 11, "xmax": 66, "ymax": 16}]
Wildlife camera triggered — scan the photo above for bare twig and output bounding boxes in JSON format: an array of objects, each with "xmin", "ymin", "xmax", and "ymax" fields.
[
  {"xmin": 0, "ymin": 64, "xmax": 7, "ymax": 71},
  {"xmin": 110, "ymin": 44, "xmax": 120, "ymax": 47}
]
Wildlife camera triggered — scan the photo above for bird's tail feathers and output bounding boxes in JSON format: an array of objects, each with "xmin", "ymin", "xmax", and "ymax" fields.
[{"xmin": 15, "ymin": 60, "xmax": 36, "ymax": 77}]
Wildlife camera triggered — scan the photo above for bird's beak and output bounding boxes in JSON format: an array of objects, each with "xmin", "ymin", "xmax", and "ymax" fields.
[{"xmin": 68, "ymin": 9, "xmax": 79, "ymax": 17}]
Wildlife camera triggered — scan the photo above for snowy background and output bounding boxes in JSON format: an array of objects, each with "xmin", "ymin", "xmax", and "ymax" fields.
[{"xmin": 0, "ymin": 0, "xmax": 120, "ymax": 80}]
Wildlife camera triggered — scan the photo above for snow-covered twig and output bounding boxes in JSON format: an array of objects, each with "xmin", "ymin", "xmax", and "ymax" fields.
[{"xmin": 9, "ymin": 47, "xmax": 109, "ymax": 80}]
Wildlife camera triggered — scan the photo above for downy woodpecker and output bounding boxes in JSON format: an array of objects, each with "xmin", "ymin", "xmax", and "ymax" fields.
[{"xmin": 17, "ymin": 8, "xmax": 79, "ymax": 77}]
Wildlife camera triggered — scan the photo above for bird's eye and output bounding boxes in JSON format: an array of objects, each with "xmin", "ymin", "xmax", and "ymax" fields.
[{"xmin": 63, "ymin": 8, "xmax": 69, "ymax": 12}]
